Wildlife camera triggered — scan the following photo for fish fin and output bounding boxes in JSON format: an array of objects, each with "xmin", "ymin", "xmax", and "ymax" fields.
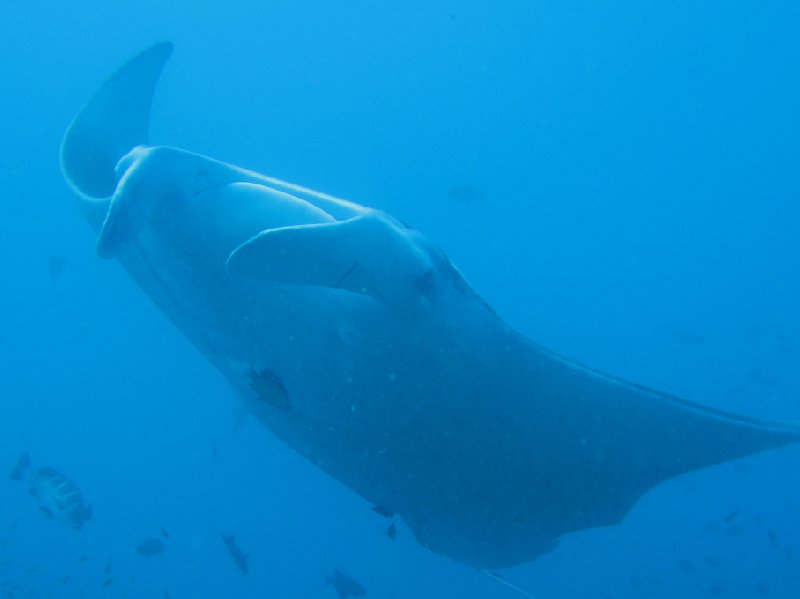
[
  {"xmin": 10, "ymin": 452, "xmax": 31, "ymax": 480},
  {"xmin": 227, "ymin": 211, "xmax": 442, "ymax": 308},
  {"xmin": 60, "ymin": 42, "xmax": 173, "ymax": 202},
  {"xmin": 39, "ymin": 507, "xmax": 54, "ymax": 519}
]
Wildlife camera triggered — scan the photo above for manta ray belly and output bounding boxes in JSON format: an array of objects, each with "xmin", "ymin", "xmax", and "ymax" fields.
[{"xmin": 60, "ymin": 42, "xmax": 800, "ymax": 570}]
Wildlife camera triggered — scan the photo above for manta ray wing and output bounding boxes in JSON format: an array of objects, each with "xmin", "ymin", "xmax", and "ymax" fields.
[{"xmin": 60, "ymin": 44, "xmax": 800, "ymax": 569}]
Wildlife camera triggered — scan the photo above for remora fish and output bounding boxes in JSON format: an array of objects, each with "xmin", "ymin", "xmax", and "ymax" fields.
[
  {"xmin": 10, "ymin": 453, "xmax": 92, "ymax": 530},
  {"xmin": 60, "ymin": 43, "xmax": 800, "ymax": 568}
]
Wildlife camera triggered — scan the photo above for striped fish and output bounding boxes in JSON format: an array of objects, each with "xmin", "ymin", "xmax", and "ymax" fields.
[{"xmin": 10, "ymin": 453, "xmax": 92, "ymax": 530}]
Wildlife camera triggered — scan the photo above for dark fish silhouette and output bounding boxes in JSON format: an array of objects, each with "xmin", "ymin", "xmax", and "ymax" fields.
[
  {"xmin": 723, "ymin": 510, "xmax": 738, "ymax": 522},
  {"xmin": 159, "ymin": 526, "xmax": 170, "ymax": 539},
  {"xmin": 9, "ymin": 453, "xmax": 92, "ymax": 530},
  {"xmin": 102, "ymin": 577, "xmax": 113, "ymax": 588},
  {"xmin": 136, "ymin": 538, "xmax": 164, "ymax": 557},
  {"xmin": 326, "ymin": 569, "xmax": 366, "ymax": 599},
  {"xmin": 247, "ymin": 367, "xmax": 290, "ymax": 411},
  {"xmin": 220, "ymin": 533, "xmax": 248, "ymax": 574},
  {"xmin": 385, "ymin": 523, "xmax": 396, "ymax": 540}
]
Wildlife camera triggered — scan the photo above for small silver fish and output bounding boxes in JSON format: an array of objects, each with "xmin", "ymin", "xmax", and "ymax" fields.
[{"xmin": 10, "ymin": 453, "xmax": 92, "ymax": 530}]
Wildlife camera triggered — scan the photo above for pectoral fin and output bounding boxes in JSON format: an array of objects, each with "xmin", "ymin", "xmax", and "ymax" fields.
[{"xmin": 226, "ymin": 211, "xmax": 439, "ymax": 307}]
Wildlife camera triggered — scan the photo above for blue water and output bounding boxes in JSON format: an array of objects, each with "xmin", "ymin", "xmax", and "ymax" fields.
[{"xmin": 1, "ymin": 2, "xmax": 799, "ymax": 597}]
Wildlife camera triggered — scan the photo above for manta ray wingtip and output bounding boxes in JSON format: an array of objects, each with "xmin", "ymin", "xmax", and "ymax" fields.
[{"xmin": 60, "ymin": 42, "xmax": 174, "ymax": 204}]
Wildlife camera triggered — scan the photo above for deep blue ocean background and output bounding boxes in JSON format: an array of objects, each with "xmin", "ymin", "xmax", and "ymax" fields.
[{"xmin": 1, "ymin": 2, "xmax": 799, "ymax": 597}]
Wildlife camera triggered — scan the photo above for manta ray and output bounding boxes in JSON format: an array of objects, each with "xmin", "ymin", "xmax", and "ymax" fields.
[{"xmin": 60, "ymin": 43, "xmax": 799, "ymax": 569}]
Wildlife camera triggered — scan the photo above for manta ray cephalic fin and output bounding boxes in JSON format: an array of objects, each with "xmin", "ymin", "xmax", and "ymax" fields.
[{"xmin": 61, "ymin": 42, "xmax": 173, "ymax": 203}]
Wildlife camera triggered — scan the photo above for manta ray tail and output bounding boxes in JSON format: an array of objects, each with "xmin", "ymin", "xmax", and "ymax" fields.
[{"xmin": 60, "ymin": 42, "xmax": 173, "ymax": 206}]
